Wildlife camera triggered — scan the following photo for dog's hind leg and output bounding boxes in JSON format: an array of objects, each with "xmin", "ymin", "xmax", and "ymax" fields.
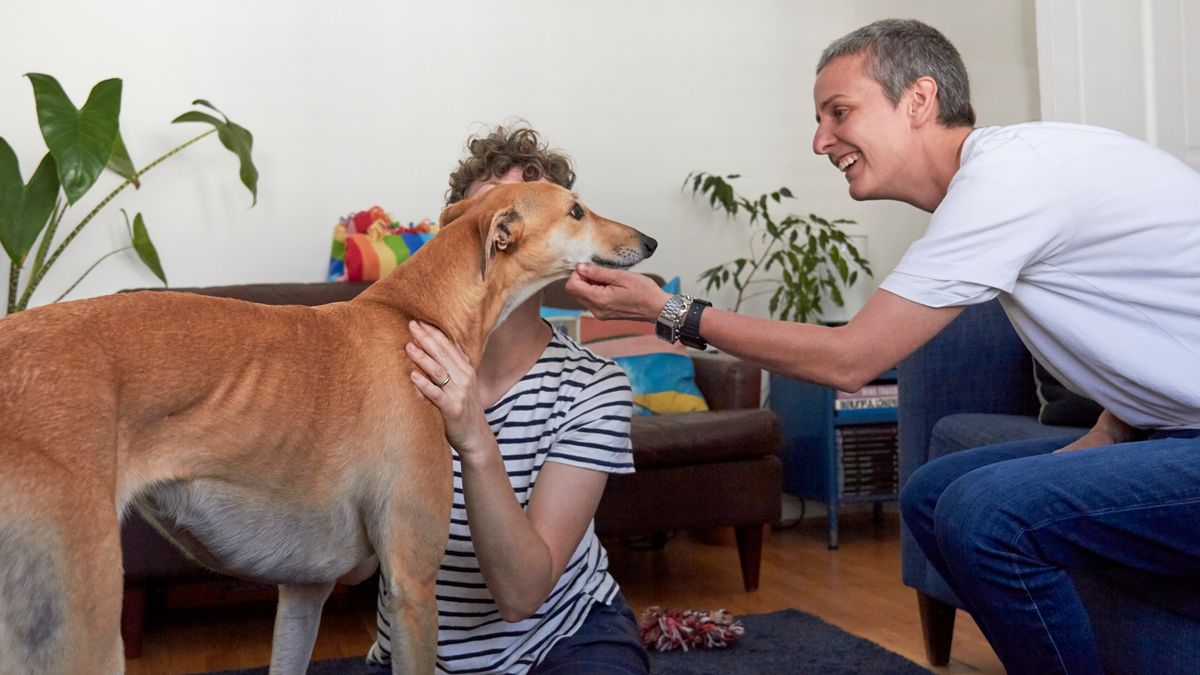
[
  {"xmin": 0, "ymin": 520, "xmax": 69, "ymax": 675},
  {"xmin": 0, "ymin": 480, "xmax": 124, "ymax": 674},
  {"xmin": 268, "ymin": 581, "xmax": 335, "ymax": 675}
]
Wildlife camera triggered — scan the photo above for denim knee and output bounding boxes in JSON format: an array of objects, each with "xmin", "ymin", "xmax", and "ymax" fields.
[
  {"xmin": 900, "ymin": 459, "xmax": 950, "ymax": 537},
  {"xmin": 932, "ymin": 465, "xmax": 1026, "ymax": 571}
]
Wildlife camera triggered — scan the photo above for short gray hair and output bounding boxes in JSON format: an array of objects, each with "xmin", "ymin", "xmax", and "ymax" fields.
[{"xmin": 817, "ymin": 19, "xmax": 975, "ymax": 127}]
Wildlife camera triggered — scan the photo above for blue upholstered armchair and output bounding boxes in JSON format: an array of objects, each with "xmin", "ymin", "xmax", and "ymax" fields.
[{"xmin": 896, "ymin": 299, "xmax": 1200, "ymax": 673}]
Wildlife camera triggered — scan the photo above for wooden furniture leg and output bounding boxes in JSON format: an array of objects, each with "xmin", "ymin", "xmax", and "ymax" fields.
[
  {"xmin": 733, "ymin": 524, "xmax": 764, "ymax": 592},
  {"xmin": 917, "ymin": 590, "xmax": 956, "ymax": 666}
]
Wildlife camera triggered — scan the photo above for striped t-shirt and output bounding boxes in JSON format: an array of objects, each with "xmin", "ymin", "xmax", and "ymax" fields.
[{"xmin": 367, "ymin": 329, "xmax": 635, "ymax": 674}]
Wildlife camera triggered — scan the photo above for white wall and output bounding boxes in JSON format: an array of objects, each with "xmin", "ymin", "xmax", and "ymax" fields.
[
  {"xmin": 1037, "ymin": 0, "xmax": 1200, "ymax": 171},
  {"xmin": 0, "ymin": 0, "xmax": 1039, "ymax": 317}
]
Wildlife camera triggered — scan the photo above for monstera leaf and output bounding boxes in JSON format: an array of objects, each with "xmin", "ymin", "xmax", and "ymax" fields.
[
  {"xmin": 0, "ymin": 141, "xmax": 60, "ymax": 264},
  {"xmin": 129, "ymin": 212, "xmax": 166, "ymax": 285},
  {"xmin": 3, "ymin": 76, "xmax": 257, "ymax": 315},
  {"xmin": 173, "ymin": 100, "xmax": 258, "ymax": 205},
  {"xmin": 26, "ymin": 74, "xmax": 122, "ymax": 205},
  {"xmin": 106, "ymin": 132, "xmax": 140, "ymax": 188}
]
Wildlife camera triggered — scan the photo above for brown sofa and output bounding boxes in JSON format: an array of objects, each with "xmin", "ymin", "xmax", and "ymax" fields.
[{"xmin": 119, "ymin": 280, "xmax": 782, "ymax": 656}]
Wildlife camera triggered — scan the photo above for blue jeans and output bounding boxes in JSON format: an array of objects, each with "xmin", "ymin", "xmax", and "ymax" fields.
[
  {"xmin": 901, "ymin": 430, "xmax": 1200, "ymax": 674},
  {"xmin": 532, "ymin": 592, "xmax": 649, "ymax": 674}
]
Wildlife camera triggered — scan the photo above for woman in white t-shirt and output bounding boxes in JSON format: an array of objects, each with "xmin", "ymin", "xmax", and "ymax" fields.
[
  {"xmin": 367, "ymin": 124, "xmax": 648, "ymax": 674},
  {"xmin": 566, "ymin": 19, "xmax": 1200, "ymax": 675}
]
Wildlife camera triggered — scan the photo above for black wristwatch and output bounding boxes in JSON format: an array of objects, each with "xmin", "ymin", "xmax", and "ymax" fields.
[{"xmin": 679, "ymin": 298, "xmax": 711, "ymax": 350}]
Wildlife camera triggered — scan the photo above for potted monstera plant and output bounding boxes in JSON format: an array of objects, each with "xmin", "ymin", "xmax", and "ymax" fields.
[
  {"xmin": 685, "ymin": 171, "xmax": 870, "ymax": 323},
  {"xmin": 0, "ymin": 73, "xmax": 258, "ymax": 315}
]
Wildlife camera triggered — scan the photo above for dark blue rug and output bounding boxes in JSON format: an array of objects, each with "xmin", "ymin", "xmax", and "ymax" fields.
[{"xmin": 200, "ymin": 608, "xmax": 931, "ymax": 674}]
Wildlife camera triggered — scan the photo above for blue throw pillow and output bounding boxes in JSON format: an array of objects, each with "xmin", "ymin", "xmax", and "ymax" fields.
[{"xmin": 586, "ymin": 334, "xmax": 709, "ymax": 416}]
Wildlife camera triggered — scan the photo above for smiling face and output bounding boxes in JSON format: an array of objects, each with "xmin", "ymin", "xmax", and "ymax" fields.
[{"xmin": 812, "ymin": 52, "xmax": 916, "ymax": 203}]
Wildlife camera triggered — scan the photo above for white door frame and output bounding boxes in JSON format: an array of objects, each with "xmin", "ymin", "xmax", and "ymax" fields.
[{"xmin": 1035, "ymin": 0, "xmax": 1199, "ymax": 169}]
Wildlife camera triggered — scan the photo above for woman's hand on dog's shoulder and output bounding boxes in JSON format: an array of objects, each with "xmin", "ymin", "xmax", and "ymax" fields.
[
  {"xmin": 566, "ymin": 263, "xmax": 671, "ymax": 322},
  {"xmin": 406, "ymin": 320, "xmax": 495, "ymax": 458}
]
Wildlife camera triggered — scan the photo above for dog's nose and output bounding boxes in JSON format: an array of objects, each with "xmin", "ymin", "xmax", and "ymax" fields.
[{"xmin": 642, "ymin": 236, "xmax": 658, "ymax": 257}]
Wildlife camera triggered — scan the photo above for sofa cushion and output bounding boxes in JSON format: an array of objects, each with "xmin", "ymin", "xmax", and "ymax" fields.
[
  {"xmin": 929, "ymin": 413, "xmax": 1087, "ymax": 460},
  {"xmin": 596, "ymin": 457, "xmax": 782, "ymax": 536},
  {"xmin": 629, "ymin": 409, "xmax": 779, "ymax": 469}
]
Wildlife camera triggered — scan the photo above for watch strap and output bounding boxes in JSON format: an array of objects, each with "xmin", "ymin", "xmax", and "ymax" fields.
[{"xmin": 679, "ymin": 298, "xmax": 711, "ymax": 350}]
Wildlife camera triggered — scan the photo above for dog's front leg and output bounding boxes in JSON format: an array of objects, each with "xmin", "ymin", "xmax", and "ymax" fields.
[
  {"xmin": 382, "ymin": 566, "xmax": 439, "ymax": 675},
  {"xmin": 268, "ymin": 581, "xmax": 335, "ymax": 675},
  {"xmin": 379, "ymin": 506, "xmax": 447, "ymax": 675}
]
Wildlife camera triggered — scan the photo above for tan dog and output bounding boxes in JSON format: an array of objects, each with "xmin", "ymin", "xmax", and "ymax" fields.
[{"xmin": 0, "ymin": 182, "xmax": 656, "ymax": 675}]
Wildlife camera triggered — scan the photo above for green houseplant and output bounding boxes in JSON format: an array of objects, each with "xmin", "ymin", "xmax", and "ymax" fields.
[
  {"xmin": 0, "ymin": 73, "xmax": 258, "ymax": 315},
  {"xmin": 686, "ymin": 172, "xmax": 871, "ymax": 323}
]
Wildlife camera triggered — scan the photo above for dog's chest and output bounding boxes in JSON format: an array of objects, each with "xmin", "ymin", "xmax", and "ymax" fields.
[{"xmin": 133, "ymin": 479, "xmax": 371, "ymax": 584}]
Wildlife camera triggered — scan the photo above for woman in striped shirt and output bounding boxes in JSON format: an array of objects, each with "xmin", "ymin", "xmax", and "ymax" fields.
[{"xmin": 366, "ymin": 124, "xmax": 649, "ymax": 674}]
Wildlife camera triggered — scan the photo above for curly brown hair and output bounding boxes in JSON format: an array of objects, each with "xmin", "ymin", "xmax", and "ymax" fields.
[{"xmin": 445, "ymin": 124, "xmax": 576, "ymax": 205}]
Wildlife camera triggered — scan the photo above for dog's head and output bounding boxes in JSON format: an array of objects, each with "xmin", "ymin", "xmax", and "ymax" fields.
[{"xmin": 438, "ymin": 182, "xmax": 657, "ymax": 316}]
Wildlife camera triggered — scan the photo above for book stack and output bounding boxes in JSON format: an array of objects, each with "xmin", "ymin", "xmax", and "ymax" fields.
[
  {"xmin": 833, "ymin": 382, "xmax": 899, "ymax": 411},
  {"xmin": 836, "ymin": 423, "xmax": 899, "ymax": 498}
]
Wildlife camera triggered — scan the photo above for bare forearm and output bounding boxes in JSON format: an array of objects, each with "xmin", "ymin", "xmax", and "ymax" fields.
[
  {"xmin": 566, "ymin": 267, "xmax": 961, "ymax": 393},
  {"xmin": 697, "ymin": 308, "xmax": 869, "ymax": 391},
  {"xmin": 459, "ymin": 447, "xmax": 555, "ymax": 621}
]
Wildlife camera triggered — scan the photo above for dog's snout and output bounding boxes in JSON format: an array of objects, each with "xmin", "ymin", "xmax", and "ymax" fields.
[{"xmin": 642, "ymin": 236, "xmax": 658, "ymax": 257}]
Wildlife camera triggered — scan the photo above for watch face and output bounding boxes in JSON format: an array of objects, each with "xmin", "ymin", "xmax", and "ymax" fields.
[
  {"xmin": 656, "ymin": 321, "xmax": 673, "ymax": 341},
  {"xmin": 656, "ymin": 295, "xmax": 685, "ymax": 343}
]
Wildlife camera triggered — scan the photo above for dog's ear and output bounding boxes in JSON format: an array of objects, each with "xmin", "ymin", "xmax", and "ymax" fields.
[
  {"xmin": 478, "ymin": 207, "xmax": 524, "ymax": 279},
  {"xmin": 438, "ymin": 196, "xmax": 475, "ymax": 228}
]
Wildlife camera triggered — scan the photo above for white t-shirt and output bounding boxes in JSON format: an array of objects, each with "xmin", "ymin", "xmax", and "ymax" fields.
[
  {"xmin": 366, "ymin": 329, "xmax": 635, "ymax": 674},
  {"xmin": 881, "ymin": 122, "xmax": 1200, "ymax": 430}
]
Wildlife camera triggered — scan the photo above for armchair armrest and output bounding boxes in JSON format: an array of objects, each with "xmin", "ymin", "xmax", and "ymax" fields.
[
  {"xmin": 692, "ymin": 352, "xmax": 762, "ymax": 411},
  {"xmin": 897, "ymin": 299, "xmax": 1039, "ymax": 482}
]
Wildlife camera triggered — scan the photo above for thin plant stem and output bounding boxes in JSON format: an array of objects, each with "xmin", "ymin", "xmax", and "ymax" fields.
[
  {"xmin": 731, "ymin": 230, "xmax": 781, "ymax": 313},
  {"xmin": 16, "ymin": 128, "xmax": 215, "ymax": 311},
  {"xmin": 7, "ymin": 261, "xmax": 18, "ymax": 316},
  {"xmin": 53, "ymin": 247, "xmax": 131, "ymax": 303},
  {"xmin": 742, "ymin": 289, "xmax": 774, "ymax": 300},
  {"xmin": 29, "ymin": 198, "xmax": 67, "ymax": 281},
  {"xmin": 5, "ymin": 198, "xmax": 65, "ymax": 315}
]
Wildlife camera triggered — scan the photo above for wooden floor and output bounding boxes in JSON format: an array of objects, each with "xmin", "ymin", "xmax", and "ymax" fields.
[{"xmin": 126, "ymin": 512, "xmax": 1004, "ymax": 674}]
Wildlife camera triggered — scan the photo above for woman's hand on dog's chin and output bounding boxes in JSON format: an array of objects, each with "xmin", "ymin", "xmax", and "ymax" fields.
[
  {"xmin": 407, "ymin": 321, "xmax": 496, "ymax": 456},
  {"xmin": 566, "ymin": 263, "xmax": 671, "ymax": 322}
]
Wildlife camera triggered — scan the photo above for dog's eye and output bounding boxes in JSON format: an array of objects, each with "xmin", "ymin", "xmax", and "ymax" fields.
[{"xmin": 570, "ymin": 203, "xmax": 585, "ymax": 220}]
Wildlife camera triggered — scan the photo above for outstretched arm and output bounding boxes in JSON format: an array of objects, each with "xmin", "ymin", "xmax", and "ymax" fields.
[{"xmin": 566, "ymin": 263, "xmax": 963, "ymax": 392}]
